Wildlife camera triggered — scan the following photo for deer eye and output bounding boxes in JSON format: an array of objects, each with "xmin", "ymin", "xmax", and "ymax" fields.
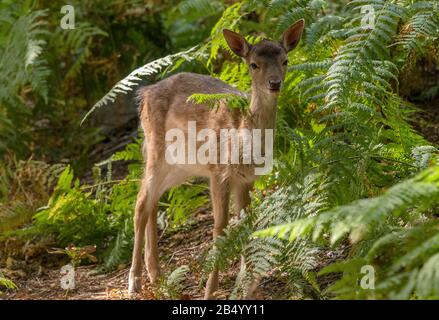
[
  {"xmin": 283, "ymin": 60, "xmax": 288, "ymax": 66},
  {"xmin": 250, "ymin": 63, "xmax": 258, "ymax": 70}
]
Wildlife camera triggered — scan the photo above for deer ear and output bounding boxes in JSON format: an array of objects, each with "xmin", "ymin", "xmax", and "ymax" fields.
[
  {"xmin": 281, "ymin": 19, "xmax": 305, "ymax": 52},
  {"xmin": 223, "ymin": 29, "xmax": 250, "ymax": 58}
]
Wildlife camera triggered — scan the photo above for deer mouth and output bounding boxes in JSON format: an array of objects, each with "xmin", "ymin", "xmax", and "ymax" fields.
[{"xmin": 269, "ymin": 88, "xmax": 281, "ymax": 93}]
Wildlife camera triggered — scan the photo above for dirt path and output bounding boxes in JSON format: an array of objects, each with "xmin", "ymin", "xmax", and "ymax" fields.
[{"xmin": 2, "ymin": 210, "xmax": 248, "ymax": 300}]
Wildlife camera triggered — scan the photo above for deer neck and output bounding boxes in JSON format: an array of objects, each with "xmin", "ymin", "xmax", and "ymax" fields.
[{"xmin": 247, "ymin": 86, "xmax": 278, "ymax": 130}]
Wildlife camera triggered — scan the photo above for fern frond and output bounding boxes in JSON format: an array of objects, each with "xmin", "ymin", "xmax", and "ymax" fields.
[
  {"xmin": 290, "ymin": 60, "xmax": 332, "ymax": 72},
  {"xmin": 179, "ymin": 0, "xmax": 224, "ymax": 20},
  {"xmin": 0, "ymin": 9, "xmax": 50, "ymax": 102},
  {"xmin": 256, "ymin": 166, "xmax": 439, "ymax": 244},
  {"xmin": 411, "ymin": 146, "xmax": 438, "ymax": 169},
  {"xmin": 187, "ymin": 92, "xmax": 249, "ymax": 110},
  {"xmin": 396, "ymin": 10, "xmax": 439, "ymax": 52},
  {"xmin": 157, "ymin": 265, "xmax": 190, "ymax": 299},
  {"xmin": 208, "ymin": 2, "xmax": 244, "ymax": 67},
  {"xmin": 82, "ymin": 46, "xmax": 199, "ymax": 124},
  {"xmin": 54, "ymin": 23, "xmax": 108, "ymax": 80},
  {"xmin": 101, "ymin": 218, "xmax": 133, "ymax": 272},
  {"xmin": 416, "ymin": 253, "xmax": 439, "ymax": 299}
]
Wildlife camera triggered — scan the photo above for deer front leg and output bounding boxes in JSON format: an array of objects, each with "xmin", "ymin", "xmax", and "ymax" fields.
[
  {"xmin": 204, "ymin": 175, "xmax": 230, "ymax": 300},
  {"xmin": 233, "ymin": 182, "xmax": 260, "ymax": 299},
  {"xmin": 233, "ymin": 182, "xmax": 252, "ymax": 216}
]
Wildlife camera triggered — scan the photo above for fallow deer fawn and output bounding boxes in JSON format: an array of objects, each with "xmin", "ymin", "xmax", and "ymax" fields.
[{"xmin": 128, "ymin": 19, "xmax": 305, "ymax": 299}]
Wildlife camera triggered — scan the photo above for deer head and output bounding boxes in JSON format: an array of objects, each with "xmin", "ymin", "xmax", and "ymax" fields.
[{"xmin": 223, "ymin": 19, "xmax": 305, "ymax": 95}]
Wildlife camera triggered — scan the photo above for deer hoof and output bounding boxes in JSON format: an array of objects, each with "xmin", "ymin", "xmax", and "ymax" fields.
[
  {"xmin": 203, "ymin": 287, "xmax": 218, "ymax": 300},
  {"xmin": 128, "ymin": 275, "xmax": 142, "ymax": 296},
  {"xmin": 147, "ymin": 268, "xmax": 160, "ymax": 285},
  {"xmin": 203, "ymin": 292, "xmax": 215, "ymax": 300}
]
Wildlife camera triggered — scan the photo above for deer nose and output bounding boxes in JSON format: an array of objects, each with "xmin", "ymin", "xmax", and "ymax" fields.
[{"xmin": 268, "ymin": 79, "xmax": 281, "ymax": 90}]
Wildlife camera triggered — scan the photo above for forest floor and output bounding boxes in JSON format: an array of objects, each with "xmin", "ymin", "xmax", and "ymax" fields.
[
  {"xmin": 1, "ymin": 207, "xmax": 343, "ymax": 300},
  {"xmin": 3, "ymin": 209, "xmax": 220, "ymax": 300}
]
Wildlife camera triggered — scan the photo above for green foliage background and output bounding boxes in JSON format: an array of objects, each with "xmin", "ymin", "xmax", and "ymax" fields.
[{"xmin": 1, "ymin": 0, "xmax": 438, "ymax": 299}]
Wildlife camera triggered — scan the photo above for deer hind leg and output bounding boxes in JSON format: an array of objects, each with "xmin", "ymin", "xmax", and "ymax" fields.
[
  {"xmin": 204, "ymin": 174, "xmax": 230, "ymax": 300},
  {"xmin": 144, "ymin": 167, "xmax": 190, "ymax": 285},
  {"xmin": 128, "ymin": 173, "xmax": 155, "ymax": 295},
  {"xmin": 128, "ymin": 144, "xmax": 166, "ymax": 294}
]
